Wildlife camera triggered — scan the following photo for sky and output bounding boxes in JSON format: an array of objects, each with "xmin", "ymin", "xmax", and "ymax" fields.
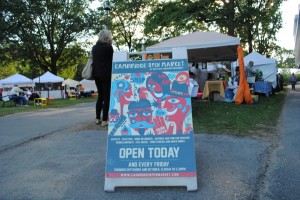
[{"xmin": 276, "ymin": 0, "xmax": 299, "ymax": 50}]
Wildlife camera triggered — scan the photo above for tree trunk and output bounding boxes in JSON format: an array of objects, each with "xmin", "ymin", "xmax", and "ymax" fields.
[{"xmin": 227, "ymin": 0, "xmax": 235, "ymax": 36}]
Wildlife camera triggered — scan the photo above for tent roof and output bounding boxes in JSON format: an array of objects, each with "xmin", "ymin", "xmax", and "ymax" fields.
[
  {"xmin": 33, "ymin": 71, "xmax": 64, "ymax": 83},
  {"xmin": 232, "ymin": 51, "xmax": 276, "ymax": 67},
  {"xmin": 242, "ymin": 51, "xmax": 276, "ymax": 65},
  {"xmin": 80, "ymin": 79, "xmax": 97, "ymax": 91},
  {"xmin": 146, "ymin": 31, "xmax": 240, "ymax": 62},
  {"xmin": 80, "ymin": 79, "xmax": 95, "ymax": 84},
  {"xmin": 62, "ymin": 78, "xmax": 79, "ymax": 87},
  {"xmin": 0, "ymin": 73, "xmax": 34, "ymax": 87}
]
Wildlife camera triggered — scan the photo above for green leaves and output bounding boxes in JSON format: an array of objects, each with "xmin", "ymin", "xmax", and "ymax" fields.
[
  {"xmin": 143, "ymin": 0, "xmax": 284, "ymax": 56},
  {"xmin": 1, "ymin": 0, "xmax": 93, "ymax": 76},
  {"xmin": 0, "ymin": 0, "xmax": 288, "ymax": 78}
]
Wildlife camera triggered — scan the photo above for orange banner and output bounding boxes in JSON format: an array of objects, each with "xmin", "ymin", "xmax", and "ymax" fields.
[{"xmin": 235, "ymin": 45, "xmax": 253, "ymax": 104}]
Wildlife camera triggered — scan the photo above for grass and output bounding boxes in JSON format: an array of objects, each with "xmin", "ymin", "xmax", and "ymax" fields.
[
  {"xmin": 0, "ymin": 90, "xmax": 286, "ymax": 137},
  {"xmin": 0, "ymin": 97, "xmax": 97, "ymax": 117},
  {"xmin": 192, "ymin": 89, "xmax": 287, "ymax": 136}
]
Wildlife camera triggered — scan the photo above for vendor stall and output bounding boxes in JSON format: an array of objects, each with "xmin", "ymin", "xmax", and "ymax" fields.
[
  {"xmin": 0, "ymin": 74, "xmax": 35, "ymax": 96},
  {"xmin": 231, "ymin": 51, "xmax": 277, "ymax": 88},
  {"xmin": 33, "ymin": 71, "xmax": 64, "ymax": 98},
  {"xmin": 146, "ymin": 31, "xmax": 240, "ymax": 62},
  {"xmin": 0, "ymin": 73, "xmax": 34, "ymax": 88}
]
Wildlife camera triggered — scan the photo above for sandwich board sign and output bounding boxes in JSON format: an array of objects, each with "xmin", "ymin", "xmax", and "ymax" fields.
[{"xmin": 104, "ymin": 48, "xmax": 197, "ymax": 192}]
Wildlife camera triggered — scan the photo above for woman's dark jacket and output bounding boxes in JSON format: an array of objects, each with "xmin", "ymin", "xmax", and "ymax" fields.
[{"xmin": 92, "ymin": 41, "xmax": 114, "ymax": 79}]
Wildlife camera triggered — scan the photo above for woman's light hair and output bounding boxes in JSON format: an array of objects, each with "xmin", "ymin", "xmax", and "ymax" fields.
[{"xmin": 98, "ymin": 29, "xmax": 112, "ymax": 44}]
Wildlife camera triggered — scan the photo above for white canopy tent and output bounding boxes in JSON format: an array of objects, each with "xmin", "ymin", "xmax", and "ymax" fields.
[
  {"xmin": 146, "ymin": 31, "xmax": 241, "ymax": 62},
  {"xmin": 80, "ymin": 79, "xmax": 97, "ymax": 91},
  {"xmin": 0, "ymin": 73, "xmax": 34, "ymax": 88},
  {"xmin": 62, "ymin": 78, "xmax": 79, "ymax": 88},
  {"xmin": 231, "ymin": 51, "xmax": 277, "ymax": 88},
  {"xmin": 33, "ymin": 71, "xmax": 64, "ymax": 98},
  {"xmin": 33, "ymin": 71, "xmax": 64, "ymax": 83}
]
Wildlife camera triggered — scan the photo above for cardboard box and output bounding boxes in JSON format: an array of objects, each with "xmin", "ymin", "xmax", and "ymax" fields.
[
  {"xmin": 251, "ymin": 95, "xmax": 258, "ymax": 104},
  {"xmin": 213, "ymin": 92, "xmax": 224, "ymax": 102}
]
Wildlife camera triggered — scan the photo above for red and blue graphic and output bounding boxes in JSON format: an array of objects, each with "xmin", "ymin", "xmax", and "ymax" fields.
[{"xmin": 105, "ymin": 59, "xmax": 197, "ymax": 178}]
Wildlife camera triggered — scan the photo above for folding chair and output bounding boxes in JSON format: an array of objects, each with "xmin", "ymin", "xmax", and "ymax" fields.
[{"xmin": 2, "ymin": 96, "xmax": 17, "ymax": 107}]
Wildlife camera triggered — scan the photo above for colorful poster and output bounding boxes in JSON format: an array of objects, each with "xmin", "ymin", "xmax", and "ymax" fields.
[{"xmin": 105, "ymin": 59, "xmax": 197, "ymax": 178}]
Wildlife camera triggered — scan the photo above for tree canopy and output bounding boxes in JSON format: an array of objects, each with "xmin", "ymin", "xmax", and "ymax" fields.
[
  {"xmin": 1, "ymin": 0, "xmax": 95, "ymax": 78},
  {"xmin": 0, "ymin": 0, "xmax": 295, "ymax": 79},
  {"xmin": 107, "ymin": 0, "xmax": 157, "ymax": 52},
  {"xmin": 144, "ymin": 0, "xmax": 285, "ymax": 57}
]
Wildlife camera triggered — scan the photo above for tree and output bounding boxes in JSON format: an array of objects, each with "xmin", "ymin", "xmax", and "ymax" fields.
[
  {"xmin": 144, "ymin": 1, "xmax": 208, "ymax": 42},
  {"xmin": 112, "ymin": 0, "xmax": 156, "ymax": 52},
  {"xmin": 93, "ymin": 0, "xmax": 158, "ymax": 53},
  {"xmin": 235, "ymin": 0, "xmax": 284, "ymax": 55},
  {"xmin": 0, "ymin": 61, "xmax": 18, "ymax": 79},
  {"xmin": 274, "ymin": 47, "xmax": 296, "ymax": 68},
  {"xmin": 1, "ymin": 0, "xmax": 95, "ymax": 75},
  {"xmin": 143, "ymin": 0, "xmax": 284, "ymax": 56}
]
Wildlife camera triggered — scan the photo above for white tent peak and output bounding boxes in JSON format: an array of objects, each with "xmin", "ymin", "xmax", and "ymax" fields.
[
  {"xmin": 148, "ymin": 31, "xmax": 240, "ymax": 50},
  {"xmin": 231, "ymin": 51, "xmax": 277, "ymax": 88},
  {"xmin": 242, "ymin": 51, "xmax": 276, "ymax": 66},
  {"xmin": 146, "ymin": 31, "xmax": 240, "ymax": 61},
  {"xmin": 0, "ymin": 73, "xmax": 34, "ymax": 87},
  {"xmin": 62, "ymin": 78, "xmax": 79, "ymax": 87},
  {"xmin": 80, "ymin": 79, "xmax": 97, "ymax": 91},
  {"xmin": 33, "ymin": 71, "xmax": 64, "ymax": 83}
]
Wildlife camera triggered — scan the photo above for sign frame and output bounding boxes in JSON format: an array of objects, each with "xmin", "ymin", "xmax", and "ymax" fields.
[{"xmin": 104, "ymin": 48, "xmax": 198, "ymax": 192}]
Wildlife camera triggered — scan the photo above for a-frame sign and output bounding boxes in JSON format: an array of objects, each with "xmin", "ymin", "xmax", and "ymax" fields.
[{"xmin": 104, "ymin": 48, "xmax": 197, "ymax": 192}]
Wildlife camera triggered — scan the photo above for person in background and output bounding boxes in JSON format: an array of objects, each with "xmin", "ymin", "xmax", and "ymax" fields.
[
  {"xmin": 233, "ymin": 67, "xmax": 240, "ymax": 84},
  {"xmin": 74, "ymin": 85, "xmax": 81, "ymax": 99},
  {"xmin": 279, "ymin": 73, "xmax": 284, "ymax": 90},
  {"xmin": 275, "ymin": 73, "xmax": 281, "ymax": 93},
  {"xmin": 28, "ymin": 88, "xmax": 40, "ymax": 100},
  {"xmin": 230, "ymin": 67, "xmax": 240, "ymax": 101},
  {"xmin": 289, "ymin": 73, "xmax": 297, "ymax": 90},
  {"xmin": 9, "ymin": 85, "xmax": 28, "ymax": 106},
  {"xmin": 246, "ymin": 61, "xmax": 256, "ymax": 89},
  {"xmin": 190, "ymin": 62, "xmax": 200, "ymax": 83},
  {"xmin": 276, "ymin": 73, "xmax": 284, "ymax": 92},
  {"xmin": 92, "ymin": 29, "xmax": 114, "ymax": 126},
  {"xmin": 25, "ymin": 87, "xmax": 32, "ymax": 100},
  {"xmin": 246, "ymin": 61, "xmax": 255, "ymax": 78}
]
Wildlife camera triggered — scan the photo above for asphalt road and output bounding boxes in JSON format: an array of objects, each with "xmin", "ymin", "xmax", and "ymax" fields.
[
  {"xmin": 0, "ymin": 88, "xmax": 299, "ymax": 200},
  {"xmin": 258, "ymin": 88, "xmax": 300, "ymax": 200}
]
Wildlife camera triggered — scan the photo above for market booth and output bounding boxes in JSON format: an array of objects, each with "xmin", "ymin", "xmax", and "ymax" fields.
[
  {"xmin": 0, "ymin": 73, "xmax": 35, "ymax": 96},
  {"xmin": 61, "ymin": 78, "xmax": 80, "ymax": 99},
  {"xmin": 79, "ymin": 79, "xmax": 97, "ymax": 98},
  {"xmin": 146, "ymin": 31, "xmax": 240, "ymax": 101},
  {"xmin": 231, "ymin": 51, "xmax": 277, "ymax": 97},
  {"xmin": 146, "ymin": 31, "xmax": 240, "ymax": 62},
  {"xmin": 80, "ymin": 79, "xmax": 97, "ymax": 92},
  {"xmin": 33, "ymin": 71, "xmax": 64, "ymax": 99},
  {"xmin": 146, "ymin": 32, "xmax": 253, "ymax": 104},
  {"xmin": 62, "ymin": 78, "xmax": 79, "ymax": 88}
]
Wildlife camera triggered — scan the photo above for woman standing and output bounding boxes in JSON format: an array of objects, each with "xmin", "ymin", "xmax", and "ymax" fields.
[
  {"xmin": 92, "ymin": 29, "xmax": 114, "ymax": 126},
  {"xmin": 289, "ymin": 73, "xmax": 297, "ymax": 90}
]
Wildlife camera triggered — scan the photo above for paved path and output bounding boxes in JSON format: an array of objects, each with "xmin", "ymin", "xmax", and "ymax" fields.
[
  {"xmin": 259, "ymin": 88, "xmax": 300, "ymax": 199},
  {"xmin": 0, "ymin": 88, "xmax": 299, "ymax": 199},
  {"xmin": 0, "ymin": 102, "xmax": 95, "ymax": 152}
]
